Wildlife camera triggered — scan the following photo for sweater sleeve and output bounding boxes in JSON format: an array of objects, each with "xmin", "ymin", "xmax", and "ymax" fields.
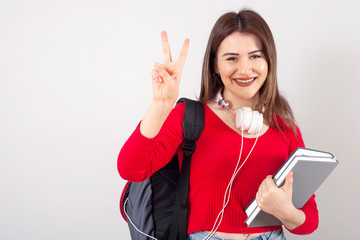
[
  {"xmin": 117, "ymin": 103, "xmax": 185, "ymax": 182},
  {"xmin": 287, "ymin": 194, "xmax": 319, "ymax": 235},
  {"xmin": 286, "ymin": 125, "xmax": 319, "ymax": 234}
]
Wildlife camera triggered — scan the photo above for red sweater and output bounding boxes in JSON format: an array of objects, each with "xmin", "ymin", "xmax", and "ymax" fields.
[{"xmin": 118, "ymin": 103, "xmax": 318, "ymax": 235}]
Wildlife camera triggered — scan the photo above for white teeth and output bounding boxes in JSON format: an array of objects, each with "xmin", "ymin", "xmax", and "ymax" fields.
[{"xmin": 234, "ymin": 78, "xmax": 256, "ymax": 83}]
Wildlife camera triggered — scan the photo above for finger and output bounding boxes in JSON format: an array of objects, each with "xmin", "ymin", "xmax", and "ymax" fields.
[
  {"xmin": 155, "ymin": 67, "xmax": 171, "ymax": 83},
  {"xmin": 161, "ymin": 31, "xmax": 172, "ymax": 63},
  {"xmin": 153, "ymin": 62, "xmax": 168, "ymax": 76},
  {"xmin": 258, "ymin": 179, "xmax": 266, "ymax": 193},
  {"xmin": 176, "ymin": 38, "xmax": 190, "ymax": 67},
  {"xmin": 263, "ymin": 175, "xmax": 274, "ymax": 188},
  {"xmin": 151, "ymin": 69, "xmax": 156, "ymax": 81},
  {"xmin": 282, "ymin": 171, "xmax": 293, "ymax": 192},
  {"xmin": 153, "ymin": 62, "xmax": 165, "ymax": 68},
  {"xmin": 256, "ymin": 191, "xmax": 260, "ymax": 203},
  {"xmin": 256, "ymin": 191, "xmax": 263, "ymax": 209},
  {"xmin": 151, "ymin": 69, "xmax": 162, "ymax": 83}
]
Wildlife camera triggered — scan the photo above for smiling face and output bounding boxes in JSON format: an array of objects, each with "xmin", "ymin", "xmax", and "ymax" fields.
[{"xmin": 215, "ymin": 31, "xmax": 268, "ymax": 108}]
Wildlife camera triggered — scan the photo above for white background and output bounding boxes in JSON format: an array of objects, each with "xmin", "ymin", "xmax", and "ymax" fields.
[{"xmin": 1, "ymin": 0, "xmax": 359, "ymax": 239}]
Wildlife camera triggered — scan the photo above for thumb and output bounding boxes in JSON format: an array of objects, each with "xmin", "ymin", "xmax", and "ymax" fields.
[
  {"xmin": 282, "ymin": 171, "xmax": 293, "ymax": 193},
  {"xmin": 155, "ymin": 66, "xmax": 173, "ymax": 84}
]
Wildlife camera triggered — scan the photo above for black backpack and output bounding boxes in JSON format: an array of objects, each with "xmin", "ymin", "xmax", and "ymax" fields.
[{"xmin": 120, "ymin": 98, "xmax": 205, "ymax": 240}]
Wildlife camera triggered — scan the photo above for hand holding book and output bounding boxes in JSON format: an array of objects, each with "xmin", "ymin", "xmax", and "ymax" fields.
[
  {"xmin": 256, "ymin": 172, "xmax": 306, "ymax": 230},
  {"xmin": 245, "ymin": 147, "xmax": 339, "ymax": 228}
]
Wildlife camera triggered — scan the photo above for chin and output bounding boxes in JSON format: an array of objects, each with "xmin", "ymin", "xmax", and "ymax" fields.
[{"xmin": 236, "ymin": 90, "xmax": 259, "ymax": 101}]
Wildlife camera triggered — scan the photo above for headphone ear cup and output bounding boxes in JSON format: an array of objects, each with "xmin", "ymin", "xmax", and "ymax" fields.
[
  {"xmin": 235, "ymin": 109, "xmax": 243, "ymax": 129},
  {"xmin": 247, "ymin": 111, "xmax": 259, "ymax": 134},
  {"xmin": 236, "ymin": 107, "xmax": 252, "ymax": 130},
  {"xmin": 248, "ymin": 111, "xmax": 257, "ymax": 134},
  {"xmin": 236, "ymin": 108, "xmax": 264, "ymax": 134},
  {"xmin": 257, "ymin": 112, "xmax": 264, "ymax": 134}
]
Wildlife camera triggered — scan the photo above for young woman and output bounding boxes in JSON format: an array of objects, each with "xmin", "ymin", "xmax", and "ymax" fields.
[{"xmin": 118, "ymin": 9, "xmax": 319, "ymax": 240}]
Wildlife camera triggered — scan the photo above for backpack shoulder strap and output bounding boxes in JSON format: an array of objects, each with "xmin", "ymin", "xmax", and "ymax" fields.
[
  {"xmin": 177, "ymin": 98, "xmax": 204, "ymax": 152},
  {"xmin": 166, "ymin": 98, "xmax": 204, "ymax": 240}
]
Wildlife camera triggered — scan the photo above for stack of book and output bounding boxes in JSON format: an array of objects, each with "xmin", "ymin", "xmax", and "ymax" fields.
[{"xmin": 245, "ymin": 147, "xmax": 339, "ymax": 227}]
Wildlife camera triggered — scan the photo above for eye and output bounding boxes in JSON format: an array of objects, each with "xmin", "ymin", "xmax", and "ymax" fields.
[
  {"xmin": 226, "ymin": 57, "xmax": 237, "ymax": 61},
  {"xmin": 250, "ymin": 54, "xmax": 262, "ymax": 60}
]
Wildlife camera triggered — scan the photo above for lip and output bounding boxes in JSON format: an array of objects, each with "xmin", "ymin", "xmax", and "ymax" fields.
[{"xmin": 233, "ymin": 77, "xmax": 257, "ymax": 87}]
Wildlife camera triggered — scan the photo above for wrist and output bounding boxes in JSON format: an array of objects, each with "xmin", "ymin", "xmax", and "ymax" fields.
[
  {"xmin": 140, "ymin": 99, "xmax": 176, "ymax": 138},
  {"xmin": 151, "ymin": 98, "xmax": 176, "ymax": 110},
  {"xmin": 277, "ymin": 206, "xmax": 305, "ymax": 230}
]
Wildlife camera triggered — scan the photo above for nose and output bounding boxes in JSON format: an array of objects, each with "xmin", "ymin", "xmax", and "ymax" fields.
[{"xmin": 237, "ymin": 58, "xmax": 252, "ymax": 75}]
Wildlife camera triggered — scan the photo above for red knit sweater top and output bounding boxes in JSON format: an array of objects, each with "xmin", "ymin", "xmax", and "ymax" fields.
[{"xmin": 118, "ymin": 102, "xmax": 319, "ymax": 235}]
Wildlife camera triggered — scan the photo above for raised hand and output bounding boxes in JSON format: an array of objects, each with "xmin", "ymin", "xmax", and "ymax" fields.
[
  {"xmin": 140, "ymin": 32, "xmax": 190, "ymax": 138},
  {"xmin": 151, "ymin": 31, "xmax": 190, "ymax": 104}
]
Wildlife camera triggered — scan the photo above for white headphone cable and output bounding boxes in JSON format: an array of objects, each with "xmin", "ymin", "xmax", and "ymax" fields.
[
  {"xmin": 124, "ymin": 107, "xmax": 261, "ymax": 240},
  {"xmin": 202, "ymin": 128, "xmax": 261, "ymax": 240},
  {"xmin": 123, "ymin": 197, "xmax": 158, "ymax": 240},
  {"xmin": 202, "ymin": 130, "xmax": 244, "ymax": 240}
]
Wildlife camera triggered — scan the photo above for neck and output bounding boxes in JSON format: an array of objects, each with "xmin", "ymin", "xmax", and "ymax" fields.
[{"xmin": 222, "ymin": 90, "xmax": 259, "ymax": 110}]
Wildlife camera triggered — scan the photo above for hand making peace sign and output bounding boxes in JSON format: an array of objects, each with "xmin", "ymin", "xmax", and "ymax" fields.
[{"xmin": 151, "ymin": 31, "xmax": 190, "ymax": 104}]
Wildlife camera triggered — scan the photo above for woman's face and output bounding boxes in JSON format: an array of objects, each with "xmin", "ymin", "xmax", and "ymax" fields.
[{"xmin": 215, "ymin": 31, "xmax": 268, "ymax": 107}]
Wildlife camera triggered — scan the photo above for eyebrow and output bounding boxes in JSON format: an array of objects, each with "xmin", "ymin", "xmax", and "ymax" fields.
[
  {"xmin": 222, "ymin": 53, "xmax": 239, "ymax": 57},
  {"xmin": 222, "ymin": 49, "xmax": 263, "ymax": 57},
  {"xmin": 249, "ymin": 49, "xmax": 263, "ymax": 54}
]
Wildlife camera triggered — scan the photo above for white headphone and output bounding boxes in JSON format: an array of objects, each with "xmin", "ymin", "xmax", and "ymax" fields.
[
  {"xmin": 202, "ymin": 90, "xmax": 264, "ymax": 240},
  {"xmin": 215, "ymin": 90, "xmax": 263, "ymax": 134}
]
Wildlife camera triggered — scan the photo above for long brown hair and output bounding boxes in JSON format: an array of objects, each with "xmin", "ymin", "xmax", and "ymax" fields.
[{"xmin": 199, "ymin": 9, "xmax": 296, "ymax": 131}]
